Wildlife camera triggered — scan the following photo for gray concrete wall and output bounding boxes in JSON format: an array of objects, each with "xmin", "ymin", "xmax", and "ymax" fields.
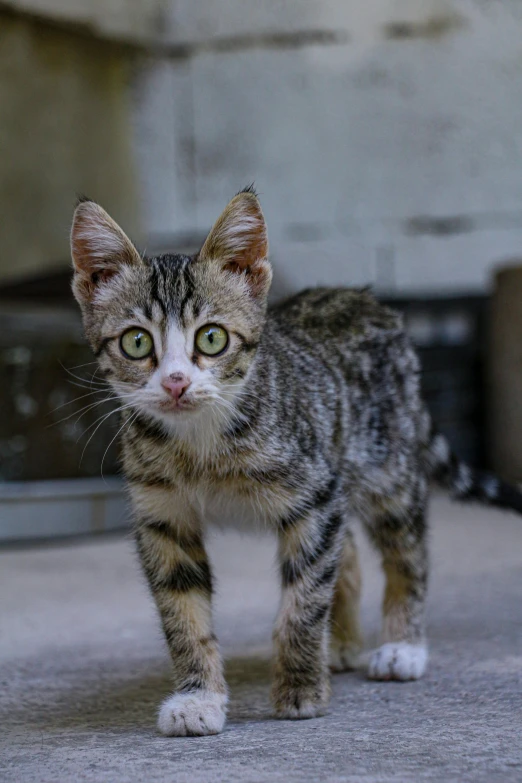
[
  {"xmin": 0, "ymin": 12, "xmax": 142, "ymax": 282},
  {"xmin": 134, "ymin": 0, "xmax": 522, "ymax": 295},
  {"xmin": 4, "ymin": 0, "xmax": 522, "ymax": 295}
]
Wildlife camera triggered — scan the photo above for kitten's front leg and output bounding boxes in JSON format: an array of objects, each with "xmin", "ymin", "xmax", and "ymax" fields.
[
  {"xmin": 133, "ymin": 491, "xmax": 226, "ymax": 736},
  {"xmin": 272, "ymin": 502, "xmax": 346, "ymax": 719}
]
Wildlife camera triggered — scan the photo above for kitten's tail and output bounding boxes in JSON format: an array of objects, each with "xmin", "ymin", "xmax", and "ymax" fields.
[{"xmin": 426, "ymin": 431, "xmax": 522, "ymax": 514}]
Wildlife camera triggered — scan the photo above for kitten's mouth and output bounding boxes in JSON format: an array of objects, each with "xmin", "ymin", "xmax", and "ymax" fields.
[{"xmin": 157, "ymin": 398, "xmax": 197, "ymax": 413}]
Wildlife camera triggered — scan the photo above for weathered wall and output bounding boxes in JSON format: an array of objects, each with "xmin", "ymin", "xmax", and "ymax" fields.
[
  {"xmin": 0, "ymin": 12, "xmax": 141, "ymax": 282},
  {"xmin": 135, "ymin": 0, "xmax": 522, "ymax": 295},
  {"xmin": 4, "ymin": 0, "xmax": 522, "ymax": 294},
  {"xmin": 0, "ymin": 0, "xmax": 166, "ymax": 44}
]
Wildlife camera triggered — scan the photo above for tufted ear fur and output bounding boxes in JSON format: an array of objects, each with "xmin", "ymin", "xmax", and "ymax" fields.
[
  {"xmin": 199, "ymin": 188, "xmax": 272, "ymax": 298},
  {"xmin": 70, "ymin": 198, "xmax": 142, "ymax": 304}
]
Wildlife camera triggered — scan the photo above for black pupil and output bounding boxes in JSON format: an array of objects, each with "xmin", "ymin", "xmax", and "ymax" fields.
[
  {"xmin": 135, "ymin": 334, "xmax": 143, "ymax": 348},
  {"xmin": 208, "ymin": 331, "xmax": 214, "ymax": 343}
]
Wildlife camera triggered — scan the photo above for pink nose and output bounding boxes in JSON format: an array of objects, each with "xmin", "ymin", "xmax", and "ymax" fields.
[{"xmin": 161, "ymin": 374, "xmax": 191, "ymax": 401}]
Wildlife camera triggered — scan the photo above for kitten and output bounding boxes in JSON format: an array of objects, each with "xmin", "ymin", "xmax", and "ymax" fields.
[{"xmin": 71, "ymin": 188, "xmax": 522, "ymax": 737}]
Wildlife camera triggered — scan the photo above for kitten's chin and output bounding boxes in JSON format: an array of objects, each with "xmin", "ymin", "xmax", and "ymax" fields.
[
  {"xmin": 150, "ymin": 397, "xmax": 207, "ymax": 425},
  {"xmin": 147, "ymin": 408, "xmax": 200, "ymax": 434}
]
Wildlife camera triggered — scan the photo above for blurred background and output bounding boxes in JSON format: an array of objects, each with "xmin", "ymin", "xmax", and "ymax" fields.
[{"xmin": 2, "ymin": 0, "xmax": 522, "ymax": 541}]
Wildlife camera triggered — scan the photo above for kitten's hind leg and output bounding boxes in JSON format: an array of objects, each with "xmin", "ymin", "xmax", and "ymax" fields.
[
  {"xmin": 365, "ymin": 488, "xmax": 429, "ymax": 681},
  {"xmin": 272, "ymin": 495, "xmax": 347, "ymax": 719},
  {"xmin": 329, "ymin": 529, "xmax": 363, "ymax": 672}
]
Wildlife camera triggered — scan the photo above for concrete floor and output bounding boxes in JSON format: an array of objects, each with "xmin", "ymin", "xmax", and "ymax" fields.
[{"xmin": 1, "ymin": 495, "xmax": 521, "ymax": 783}]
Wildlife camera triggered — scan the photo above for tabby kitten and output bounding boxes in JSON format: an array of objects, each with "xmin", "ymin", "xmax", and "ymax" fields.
[{"xmin": 71, "ymin": 188, "xmax": 522, "ymax": 737}]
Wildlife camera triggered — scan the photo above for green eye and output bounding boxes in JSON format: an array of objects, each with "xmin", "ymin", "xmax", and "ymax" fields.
[
  {"xmin": 195, "ymin": 324, "xmax": 229, "ymax": 356},
  {"xmin": 120, "ymin": 328, "xmax": 154, "ymax": 360}
]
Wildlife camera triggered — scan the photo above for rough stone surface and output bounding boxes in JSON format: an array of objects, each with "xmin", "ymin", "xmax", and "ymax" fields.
[{"xmin": 1, "ymin": 494, "xmax": 521, "ymax": 781}]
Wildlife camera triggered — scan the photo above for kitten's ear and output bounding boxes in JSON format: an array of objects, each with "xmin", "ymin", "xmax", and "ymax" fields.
[
  {"xmin": 70, "ymin": 198, "xmax": 142, "ymax": 304},
  {"xmin": 198, "ymin": 189, "xmax": 271, "ymax": 298}
]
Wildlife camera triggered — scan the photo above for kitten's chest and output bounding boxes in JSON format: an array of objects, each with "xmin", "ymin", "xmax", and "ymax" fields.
[
  {"xmin": 134, "ymin": 435, "xmax": 297, "ymax": 529},
  {"xmin": 195, "ymin": 473, "xmax": 295, "ymax": 531},
  {"xmin": 199, "ymin": 483, "xmax": 264, "ymax": 531}
]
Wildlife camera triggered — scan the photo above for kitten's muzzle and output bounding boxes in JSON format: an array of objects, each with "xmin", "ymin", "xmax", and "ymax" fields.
[{"xmin": 161, "ymin": 373, "xmax": 191, "ymax": 403}]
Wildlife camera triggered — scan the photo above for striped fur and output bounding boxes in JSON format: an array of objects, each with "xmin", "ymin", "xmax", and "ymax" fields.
[{"xmin": 71, "ymin": 190, "xmax": 522, "ymax": 736}]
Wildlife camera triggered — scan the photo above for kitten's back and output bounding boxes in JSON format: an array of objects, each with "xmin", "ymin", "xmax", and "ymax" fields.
[{"xmin": 269, "ymin": 287, "xmax": 403, "ymax": 346}]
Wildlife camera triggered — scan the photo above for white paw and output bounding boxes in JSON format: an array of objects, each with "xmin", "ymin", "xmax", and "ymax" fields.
[
  {"xmin": 329, "ymin": 639, "xmax": 362, "ymax": 672},
  {"xmin": 367, "ymin": 642, "xmax": 428, "ymax": 681},
  {"xmin": 157, "ymin": 690, "xmax": 227, "ymax": 736}
]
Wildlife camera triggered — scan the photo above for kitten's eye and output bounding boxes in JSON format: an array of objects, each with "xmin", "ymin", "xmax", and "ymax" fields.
[
  {"xmin": 120, "ymin": 328, "xmax": 154, "ymax": 360},
  {"xmin": 195, "ymin": 324, "xmax": 229, "ymax": 356}
]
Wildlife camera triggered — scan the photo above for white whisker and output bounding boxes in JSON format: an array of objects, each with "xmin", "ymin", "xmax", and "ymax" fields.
[
  {"xmin": 48, "ymin": 388, "xmax": 107, "ymax": 415},
  {"xmin": 59, "ymin": 362, "xmax": 109, "ymax": 388},
  {"xmin": 100, "ymin": 409, "xmax": 140, "ymax": 482},
  {"xmin": 66, "ymin": 379, "xmax": 108, "ymax": 392},
  {"xmin": 50, "ymin": 395, "xmax": 118, "ymax": 428},
  {"xmin": 66, "ymin": 360, "xmax": 99, "ymax": 371},
  {"xmin": 78, "ymin": 401, "xmax": 137, "ymax": 464}
]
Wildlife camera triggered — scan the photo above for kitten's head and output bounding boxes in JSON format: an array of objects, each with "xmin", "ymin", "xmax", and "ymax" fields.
[{"xmin": 70, "ymin": 189, "xmax": 271, "ymax": 431}]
